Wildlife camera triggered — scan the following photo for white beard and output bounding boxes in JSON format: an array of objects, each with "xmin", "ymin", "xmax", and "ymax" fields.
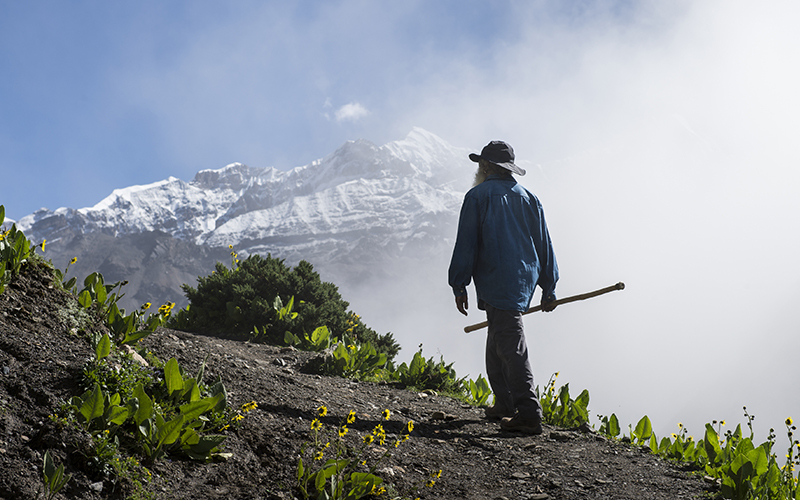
[{"xmin": 473, "ymin": 167, "xmax": 487, "ymax": 187}]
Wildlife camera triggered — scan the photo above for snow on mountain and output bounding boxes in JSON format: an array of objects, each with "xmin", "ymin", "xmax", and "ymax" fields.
[{"xmin": 17, "ymin": 129, "xmax": 474, "ymax": 308}]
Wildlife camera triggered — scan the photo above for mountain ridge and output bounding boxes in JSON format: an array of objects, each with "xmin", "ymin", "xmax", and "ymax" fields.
[{"xmin": 14, "ymin": 128, "xmax": 472, "ymax": 312}]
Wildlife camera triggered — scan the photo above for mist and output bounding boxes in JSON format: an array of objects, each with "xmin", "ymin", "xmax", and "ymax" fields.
[{"xmin": 347, "ymin": 1, "xmax": 800, "ymax": 441}]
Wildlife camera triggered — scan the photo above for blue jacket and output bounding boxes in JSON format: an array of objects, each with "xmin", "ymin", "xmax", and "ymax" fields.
[{"xmin": 448, "ymin": 174, "xmax": 558, "ymax": 312}]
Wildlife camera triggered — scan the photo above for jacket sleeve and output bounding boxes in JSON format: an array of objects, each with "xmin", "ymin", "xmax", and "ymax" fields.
[
  {"xmin": 448, "ymin": 194, "xmax": 480, "ymax": 297},
  {"xmin": 533, "ymin": 202, "xmax": 559, "ymax": 300}
]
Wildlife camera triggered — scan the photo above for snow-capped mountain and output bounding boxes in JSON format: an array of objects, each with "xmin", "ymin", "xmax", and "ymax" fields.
[{"xmin": 18, "ymin": 128, "xmax": 474, "ymax": 311}]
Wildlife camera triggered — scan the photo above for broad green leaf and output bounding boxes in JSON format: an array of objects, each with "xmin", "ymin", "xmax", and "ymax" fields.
[
  {"xmin": 747, "ymin": 446, "xmax": 768, "ymax": 476},
  {"xmin": 95, "ymin": 333, "xmax": 111, "ymax": 361},
  {"xmin": 105, "ymin": 405, "xmax": 129, "ymax": 425},
  {"xmin": 186, "ymin": 435, "xmax": 226, "ymax": 455},
  {"xmin": 43, "ymin": 450, "xmax": 56, "ymax": 480},
  {"xmin": 634, "ymin": 415, "xmax": 653, "ymax": 441},
  {"xmin": 704, "ymin": 424, "xmax": 722, "ymax": 465},
  {"xmin": 297, "ymin": 457, "xmax": 304, "ymax": 481},
  {"xmin": 314, "ymin": 469, "xmax": 326, "ymax": 492},
  {"xmin": 79, "ymin": 384, "xmax": 105, "ymax": 423},
  {"xmin": 164, "ymin": 357, "xmax": 184, "ymax": 395},
  {"xmin": 608, "ymin": 414, "xmax": 621, "ymax": 437},
  {"xmin": 182, "ymin": 378, "xmax": 201, "ymax": 403},
  {"xmin": 121, "ymin": 330, "xmax": 152, "ymax": 346},
  {"xmin": 94, "ymin": 280, "xmax": 107, "ymax": 306},
  {"xmin": 157, "ymin": 414, "xmax": 186, "ymax": 447},
  {"xmin": 78, "ymin": 290, "xmax": 92, "ymax": 309},
  {"xmin": 108, "ymin": 393, "xmax": 121, "ymax": 407},
  {"xmin": 179, "ymin": 396, "xmax": 219, "ymax": 421},
  {"xmin": 133, "ymin": 384, "xmax": 154, "ymax": 425}
]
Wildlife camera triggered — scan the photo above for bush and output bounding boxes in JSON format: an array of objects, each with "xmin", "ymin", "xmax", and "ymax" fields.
[{"xmin": 170, "ymin": 254, "xmax": 400, "ymax": 362}]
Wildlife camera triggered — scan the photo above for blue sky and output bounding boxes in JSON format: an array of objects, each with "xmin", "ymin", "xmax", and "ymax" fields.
[
  {"xmin": 3, "ymin": 1, "xmax": 800, "ymax": 441},
  {"xmin": 1, "ymin": 0, "xmax": 659, "ymax": 220}
]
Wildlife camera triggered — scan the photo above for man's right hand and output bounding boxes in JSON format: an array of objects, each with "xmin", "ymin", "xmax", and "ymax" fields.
[{"xmin": 455, "ymin": 294, "xmax": 469, "ymax": 316}]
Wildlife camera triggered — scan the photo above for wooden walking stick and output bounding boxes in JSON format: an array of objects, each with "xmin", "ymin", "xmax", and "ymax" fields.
[{"xmin": 463, "ymin": 282, "xmax": 625, "ymax": 333}]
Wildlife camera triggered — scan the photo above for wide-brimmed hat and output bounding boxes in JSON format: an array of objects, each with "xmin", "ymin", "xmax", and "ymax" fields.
[{"xmin": 469, "ymin": 140, "xmax": 526, "ymax": 176}]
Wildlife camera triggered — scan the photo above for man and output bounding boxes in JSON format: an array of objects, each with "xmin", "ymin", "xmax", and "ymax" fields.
[{"xmin": 448, "ymin": 140, "xmax": 559, "ymax": 435}]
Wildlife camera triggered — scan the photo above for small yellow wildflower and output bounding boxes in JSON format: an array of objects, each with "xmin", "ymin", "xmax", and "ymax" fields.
[
  {"xmin": 229, "ymin": 244, "xmax": 233, "ymax": 249},
  {"xmin": 426, "ymin": 480, "xmax": 436, "ymax": 488},
  {"xmin": 382, "ymin": 409, "xmax": 391, "ymax": 420},
  {"xmin": 232, "ymin": 414, "xmax": 244, "ymax": 422},
  {"xmin": 671, "ymin": 433, "xmax": 678, "ymax": 439},
  {"xmin": 407, "ymin": 420, "xmax": 414, "ymax": 432},
  {"xmin": 315, "ymin": 451, "xmax": 324, "ymax": 460},
  {"xmin": 433, "ymin": 469, "xmax": 442, "ymax": 479},
  {"xmin": 141, "ymin": 302, "xmax": 152, "ymax": 310},
  {"xmin": 363, "ymin": 435, "xmax": 374, "ymax": 444},
  {"xmin": 318, "ymin": 406, "xmax": 328, "ymax": 417},
  {"xmin": 241, "ymin": 401, "xmax": 258, "ymax": 413},
  {"xmin": 70, "ymin": 257, "xmax": 77, "ymax": 264},
  {"xmin": 311, "ymin": 419, "xmax": 322, "ymax": 431},
  {"xmin": 678, "ymin": 422, "xmax": 683, "ymax": 429},
  {"xmin": 347, "ymin": 410, "xmax": 356, "ymax": 424},
  {"xmin": 40, "ymin": 239, "xmax": 46, "ymax": 251},
  {"xmin": 787, "ymin": 417, "xmax": 794, "ymax": 426},
  {"xmin": 339, "ymin": 426, "xmax": 348, "ymax": 437}
]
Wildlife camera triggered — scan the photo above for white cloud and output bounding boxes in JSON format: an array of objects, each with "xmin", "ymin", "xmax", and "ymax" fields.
[{"xmin": 335, "ymin": 102, "xmax": 370, "ymax": 122}]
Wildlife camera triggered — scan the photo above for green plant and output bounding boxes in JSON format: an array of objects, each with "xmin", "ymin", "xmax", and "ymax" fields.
[
  {"xmin": 296, "ymin": 406, "xmax": 430, "ymax": 500},
  {"xmin": 538, "ymin": 373, "xmax": 590, "ymax": 428},
  {"xmin": 52, "ymin": 256, "xmax": 78, "ymax": 293},
  {"xmin": 393, "ymin": 346, "xmax": 465, "ymax": 394},
  {"xmin": 0, "ymin": 204, "xmax": 35, "ymax": 293},
  {"xmin": 41, "ymin": 450, "xmax": 71, "ymax": 500},
  {"xmin": 323, "ymin": 341, "xmax": 388, "ymax": 379},
  {"xmin": 466, "ymin": 374, "xmax": 492, "ymax": 406}
]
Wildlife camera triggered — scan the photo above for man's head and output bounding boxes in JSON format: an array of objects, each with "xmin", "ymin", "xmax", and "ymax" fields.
[
  {"xmin": 469, "ymin": 140, "xmax": 526, "ymax": 176},
  {"xmin": 473, "ymin": 159, "xmax": 511, "ymax": 186}
]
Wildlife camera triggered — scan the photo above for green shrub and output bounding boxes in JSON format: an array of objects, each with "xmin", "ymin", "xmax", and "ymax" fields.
[{"xmin": 170, "ymin": 253, "xmax": 400, "ymax": 362}]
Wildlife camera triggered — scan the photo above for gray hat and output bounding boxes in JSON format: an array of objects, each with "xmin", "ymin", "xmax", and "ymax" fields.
[{"xmin": 469, "ymin": 140, "xmax": 526, "ymax": 176}]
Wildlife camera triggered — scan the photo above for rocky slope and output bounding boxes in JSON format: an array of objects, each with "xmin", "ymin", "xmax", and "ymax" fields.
[{"xmin": 0, "ymin": 261, "xmax": 713, "ymax": 500}]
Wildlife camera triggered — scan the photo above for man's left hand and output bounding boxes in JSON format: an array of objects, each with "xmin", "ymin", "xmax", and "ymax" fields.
[{"xmin": 541, "ymin": 296, "xmax": 557, "ymax": 312}]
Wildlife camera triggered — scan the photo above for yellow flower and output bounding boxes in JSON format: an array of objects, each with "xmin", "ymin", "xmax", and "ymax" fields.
[
  {"xmin": 318, "ymin": 406, "xmax": 328, "ymax": 417},
  {"xmin": 40, "ymin": 239, "xmax": 46, "ymax": 251},
  {"xmin": 434, "ymin": 469, "xmax": 442, "ymax": 479},
  {"xmin": 70, "ymin": 257, "xmax": 77, "ymax": 264},
  {"xmin": 315, "ymin": 451, "xmax": 324, "ymax": 461},
  {"xmin": 407, "ymin": 420, "xmax": 414, "ymax": 432},
  {"xmin": 671, "ymin": 433, "xmax": 678, "ymax": 439},
  {"xmin": 347, "ymin": 410, "xmax": 356, "ymax": 424},
  {"xmin": 426, "ymin": 480, "xmax": 436, "ymax": 488},
  {"xmin": 311, "ymin": 419, "xmax": 322, "ymax": 431},
  {"xmin": 241, "ymin": 401, "xmax": 258, "ymax": 413},
  {"xmin": 229, "ymin": 244, "xmax": 233, "ymax": 249},
  {"xmin": 787, "ymin": 417, "xmax": 794, "ymax": 426},
  {"xmin": 678, "ymin": 422, "xmax": 683, "ymax": 429},
  {"xmin": 339, "ymin": 426, "xmax": 348, "ymax": 437},
  {"xmin": 720, "ymin": 420, "xmax": 726, "ymax": 426},
  {"xmin": 382, "ymin": 409, "xmax": 391, "ymax": 420},
  {"xmin": 232, "ymin": 414, "xmax": 244, "ymax": 422},
  {"xmin": 363, "ymin": 435, "xmax": 374, "ymax": 444},
  {"xmin": 141, "ymin": 302, "xmax": 152, "ymax": 310}
]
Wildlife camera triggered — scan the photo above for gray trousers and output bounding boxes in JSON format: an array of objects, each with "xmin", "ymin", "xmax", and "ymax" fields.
[{"xmin": 484, "ymin": 303, "xmax": 543, "ymax": 421}]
